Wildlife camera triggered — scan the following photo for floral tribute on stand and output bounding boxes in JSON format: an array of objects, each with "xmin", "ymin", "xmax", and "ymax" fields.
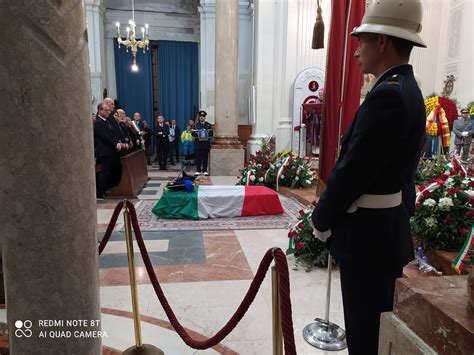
[
  {"xmin": 286, "ymin": 201, "xmax": 332, "ymax": 270},
  {"xmin": 411, "ymin": 155, "xmax": 474, "ymax": 273},
  {"xmin": 238, "ymin": 136, "xmax": 316, "ymax": 190},
  {"xmin": 424, "ymin": 95, "xmax": 458, "ymax": 129}
]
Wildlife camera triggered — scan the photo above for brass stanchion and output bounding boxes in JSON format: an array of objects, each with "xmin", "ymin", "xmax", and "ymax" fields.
[
  {"xmin": 122, "ymin": 201, "xmax": 164, "ymax": 355},
  {"xmin": 271, "ymin": 265, "xmax": 283, "ymax": 355},
  {"xmin": 302, "ymin": 254, "xmax": 346, "ymax": 350}
]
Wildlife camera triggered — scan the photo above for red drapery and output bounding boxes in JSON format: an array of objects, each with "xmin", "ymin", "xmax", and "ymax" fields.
[{"xmin": 319, "ymin": 0, "xmax": 366, "ymax": 184}]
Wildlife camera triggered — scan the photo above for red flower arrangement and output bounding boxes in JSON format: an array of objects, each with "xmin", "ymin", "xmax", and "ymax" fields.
[{"xmin": 438, "ymin": 96, "xmax": 458, "ymax": 129}]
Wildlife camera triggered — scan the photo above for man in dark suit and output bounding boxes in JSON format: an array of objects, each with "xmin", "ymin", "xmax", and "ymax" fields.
[
  {"xmin": 154, "ymin": 115, "xmax": 169, "ymax": 170},
  {"xmin": 168, "ymin": 119, "xmax": 181, "ymax": 165},
  {"xmin": 133, "ymin": 112, "xmax": 146, "ymax": 131},
  {"xmin": 310, "ymin": 1, "xmax": 427, "ymax": 354},
  {"xmin": 133, "ymin": 112, "xmax": 146, "ymax": 150},
  {"xmin": 94, "ymin": 103, "xmax": 125, "ymax": 198}
]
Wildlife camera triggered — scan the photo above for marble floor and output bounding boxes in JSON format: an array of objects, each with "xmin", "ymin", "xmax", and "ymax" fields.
[{"xmin": 95, "ymin": 164, "xmax": 347, "ymax": 354}]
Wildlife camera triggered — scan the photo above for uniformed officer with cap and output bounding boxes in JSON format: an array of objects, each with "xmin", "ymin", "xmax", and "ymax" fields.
[
  {"xmin": 310, "ymin": 1, "xmax": 427, "ymax": 353},
  {"xmin": 192, "ymin": 110, "xmax": 213, "ymax": 176},
  {"xmin": 453, "ymin": 108, "xmax": 473, "ymax": 161}
]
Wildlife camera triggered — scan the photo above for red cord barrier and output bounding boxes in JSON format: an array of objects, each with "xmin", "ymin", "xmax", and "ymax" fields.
[
  {"xmin": 98, "ymin": 200, "xmax": 296, "ymax": 353},
  {"xmin": 124, "ymin": 200, "xmax": 297, "ymax": 354},
  {"xmin": 98, "ymin": 200, "xmax": 124, "ymax": 255}
]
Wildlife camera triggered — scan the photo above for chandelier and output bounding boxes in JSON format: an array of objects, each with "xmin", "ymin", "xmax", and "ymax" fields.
[{"xmin": 115, "ymin": 0, "xmax": 149, "ymax": 72}]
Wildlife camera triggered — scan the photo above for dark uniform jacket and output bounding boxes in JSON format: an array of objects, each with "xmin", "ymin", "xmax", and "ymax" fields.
[
  {"xmin": 453, "ymin": 118, "xmax": 474, "ymax": 145},
  {"xmin": 192, "ymin": 121, "xmax": 213, "ymax": 148},
  {"xmin": 93, "ymin": 116, "xmax": 121, "ymax": 159},
  {"xmin": 311, "ymin": 65, "xmax": 425, "ymax": 270},
  {"xmin": 154, "ymin": 123, "xmax": 169, "ymax": 143}
]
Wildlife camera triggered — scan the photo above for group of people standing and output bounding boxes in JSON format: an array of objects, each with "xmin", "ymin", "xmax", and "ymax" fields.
[
  {"xmin": 153, "ymin": 110, "xmax": 213, "ymax": 176},
  {"xmin": 93, "ymin": 98, "xmax": 152, "ymax": 198},
  {"xmin": 93, "ymin": 101, "xmax": 214, "ymax": 198}
]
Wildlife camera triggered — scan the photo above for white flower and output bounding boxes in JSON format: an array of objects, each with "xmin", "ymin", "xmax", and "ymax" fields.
[
  {"xmin": 250, "ymin": 175, "xmax": 256, "ymax": 181},
  {"xmin": 280, "ymin": 175, "xmax": 285, "ymax": 179},
  {"xmin": 466, "ymin": 190, "xmax": 474, "ymax": 197},
  {"xmin": 295, "ymin": 176, "xmax": 300, "ymax": 181},
  {"xmin": 438, "ymin": 197, "xmax": 454, "ymax": 210},
  {"xmin": 423, "ymin": 198, "xmax": 436, "ymax": 207},
  {"xmin": 258, "ymin": 177, "xmax": 263, "ymax": 182},
  {"xmin": 445, "ymin": 177, "xmax": 455, "ymax": 188},
  {"xmin": 305, "ymin": 180, "xmax": 311, "ymax": 185},
  {"xmin": 462, "ymin": 179, "xmax": 470, "ymax": 185},
  {"xmin": 425, "ymin": 217, "xmax": 437, "ymax": 228}
]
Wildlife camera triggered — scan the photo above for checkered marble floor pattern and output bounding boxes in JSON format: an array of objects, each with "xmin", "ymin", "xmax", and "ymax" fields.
[{"xmin": 95, "ymin": 165, "xmax": 347, "ymax": 354}]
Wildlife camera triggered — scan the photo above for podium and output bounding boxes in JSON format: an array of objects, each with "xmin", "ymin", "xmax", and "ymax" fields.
[{"xmin": 108, "ymin": 150, "xmax": 148, "ymax": 198}]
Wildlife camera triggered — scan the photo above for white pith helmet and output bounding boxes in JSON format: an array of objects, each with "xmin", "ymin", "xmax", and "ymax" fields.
[{"xmin": 351, "ymin": 0, "xmax": 426, "ymax": 48}]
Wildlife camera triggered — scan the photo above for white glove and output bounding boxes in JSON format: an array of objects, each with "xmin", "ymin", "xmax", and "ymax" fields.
[
  {"xmin": 308, "ymin": 218, "xmax": 332, "ymax": 242},
  {"xmin": 462, "ymin": 131, "xmax": 469, "ymax": 137}
]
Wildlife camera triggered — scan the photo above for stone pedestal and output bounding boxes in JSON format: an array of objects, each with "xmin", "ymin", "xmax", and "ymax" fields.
[
  {"xmin": 0, "ymin": 1, "xmax": 101, "ymax": 354},
  {"xmin": 469, "ymin": 267, "xmax": 474, "ymax": 313},
  {"xmin": 378, "ymin": 313, "xmax": 436, "ymax": 355},
  {"xmin": 388, "ymin": 276, "xmax": 474, "ymax": 354},
  {"xmin": 210, "ymin": 143, "xmax": 244, "ymax": 176}
]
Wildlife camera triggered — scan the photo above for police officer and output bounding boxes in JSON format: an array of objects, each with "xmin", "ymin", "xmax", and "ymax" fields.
[
  {"xmin": 453, "ymin": 108, "xmax": 473, "ymax": 161},
  {"xmin": 192, "ymin": 110, "xmax": 213, "ymax": 176},
  {"xmin": 310, "ymin": 1, "xmax": 427, "ymax": 353}
]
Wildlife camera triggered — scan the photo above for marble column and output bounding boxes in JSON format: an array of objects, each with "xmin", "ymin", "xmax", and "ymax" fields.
[
  {"xmin": 211, "ymin": 0, "xmax": 244, "ymax": 175},
  {"xmin": 85, "ymin": 0, "xmax": 106, "ymax": 113},
  {"xmin": 0, "ymin": 1, "xmax": 101, "ymax": 354}
]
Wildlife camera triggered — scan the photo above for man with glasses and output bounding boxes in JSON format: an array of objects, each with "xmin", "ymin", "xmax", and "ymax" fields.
[{"xmin": 93, "ymin": 102, "xmax": 124, "ymax": 198}]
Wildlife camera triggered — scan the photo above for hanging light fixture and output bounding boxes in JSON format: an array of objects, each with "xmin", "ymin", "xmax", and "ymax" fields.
[{"xmin": 115, "ymin": 0, "xmax": 149, "ymax": 72}]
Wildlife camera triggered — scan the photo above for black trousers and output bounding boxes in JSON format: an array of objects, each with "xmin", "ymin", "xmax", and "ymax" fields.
[
  {"xmin": 168, "ymin": 140, "xmax": 179, "ymax": 162},
  {"xmin": 96, "ymin": 157, "xmax": 113, "ymax": 196},
  {"xmin": 339, "ymin": 261, "xmax": 402, "ymax": 355},
  {"xmin": 156, "ymin": 143, "xmax": 168, "ymax": 169},
  {"xmin": 195, "ymin": 143, "xmax": 210, "ymax": 173},
  {"xmin": 109, "ymin": 156, "xmax": 122, "ymax": 188}
]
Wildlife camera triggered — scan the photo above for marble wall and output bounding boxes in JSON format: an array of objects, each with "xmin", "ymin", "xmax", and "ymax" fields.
[
  {"xmin": 85, "ymin": 0, "xmax": 474, "ymax": 147},
  {"xmin": 198, "ymin": 0, "xmax": 253, "ymax": 125},
  {"xmin": 250, "ymin": 0, "xmax": 330, "ymax": 153},
  {"xmin": 410, "ymin": 0, "xmax": 474, "ymax": 107}
]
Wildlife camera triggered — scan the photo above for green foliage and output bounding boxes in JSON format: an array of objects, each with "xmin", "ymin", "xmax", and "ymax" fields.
[
  {"xmin": 414, "ymin": 158, "xmax": 448, "ymax": 185},
  {"xmin": 286, "ymin": 207, "xmax": 334, "ymax": 271},
  {"xmin": 238, "ymin": 136, "xmax": 316, "ymax": 190},
  {"xmin": 411, "ymin": 162, "xmax": 474, "ymax": 252}
]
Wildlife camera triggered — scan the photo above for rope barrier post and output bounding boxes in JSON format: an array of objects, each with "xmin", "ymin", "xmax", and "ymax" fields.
[
  {"xmin": 271, "ymin": 249, "xmax": 283, "ymax": 355},
  {"xmin": 302, "ymin": 254, "xmax": 346, "ymax": 350},
  {"xmin": 122, "ymin": 200, "xmax": 165, "ymax": 355}
]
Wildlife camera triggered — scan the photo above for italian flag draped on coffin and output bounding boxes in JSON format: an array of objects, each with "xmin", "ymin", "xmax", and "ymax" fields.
[{"xmin": 152, "ymin": 186, "xmax": 284, "ymax": 220}]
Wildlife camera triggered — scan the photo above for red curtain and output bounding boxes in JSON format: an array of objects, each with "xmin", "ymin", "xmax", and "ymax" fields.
[{"xmin": 319, "ymin": 0, "xmax": 366, "ymax": 183}]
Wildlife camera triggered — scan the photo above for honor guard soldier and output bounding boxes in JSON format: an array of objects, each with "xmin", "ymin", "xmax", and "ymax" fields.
[
  {"xmin": 192, "ymin": 110, "xmax": 213, "ymax": 176},
  {"xmin": 453, "ymin": 108, "xmax": 473, "ymax": 161},
  {"xmin": 310, "ymin": 1, "xmax": 427, "ymax": 353}
]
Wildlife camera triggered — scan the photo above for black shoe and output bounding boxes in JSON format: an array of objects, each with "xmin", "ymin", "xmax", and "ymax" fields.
[{"xmin": 96, "ymin": 192, "xmax": 106, "ymax": 199}]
